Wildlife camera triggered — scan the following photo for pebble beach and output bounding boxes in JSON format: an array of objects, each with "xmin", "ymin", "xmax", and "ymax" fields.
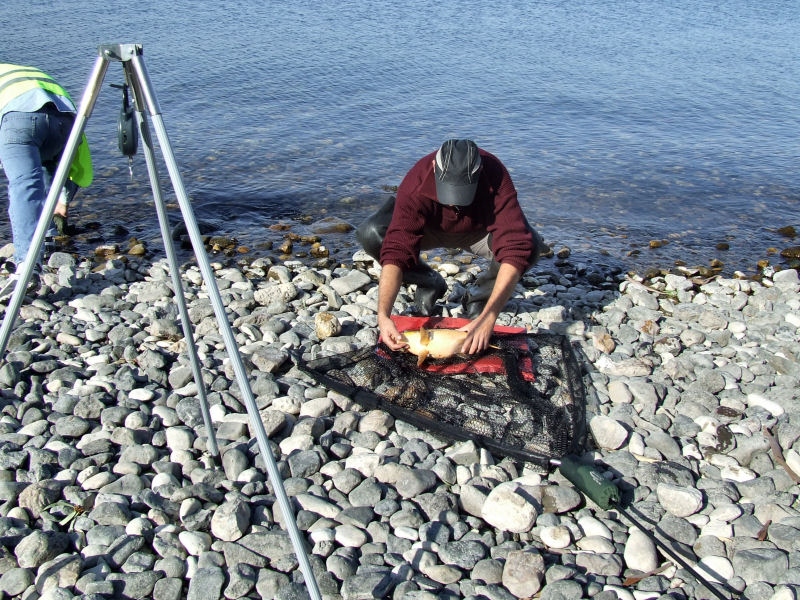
[{"xmin": 0, "ymin": 245, "xmax": 798, "ymax": 600}]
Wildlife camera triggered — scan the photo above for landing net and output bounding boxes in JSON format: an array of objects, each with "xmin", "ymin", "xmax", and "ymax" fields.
[{"xmin": 297, "ymin": 329, "xmax": 587, "ymax": 466}]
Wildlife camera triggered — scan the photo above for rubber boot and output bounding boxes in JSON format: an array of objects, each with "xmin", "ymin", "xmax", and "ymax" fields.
[
  {"xmin": 463, "ymin": 261, "xmax": 501, "ymax": 319},
  {"xmin": 403, "ymin": 263, "xmax": 448, "ymax": 317},
  {"xmin": 54, "ymin": 214, "xmax": 68, "ymax": 236},
  {"xmin": 355, "ymin": 198, "xmax": 395, "ymax": 261}
]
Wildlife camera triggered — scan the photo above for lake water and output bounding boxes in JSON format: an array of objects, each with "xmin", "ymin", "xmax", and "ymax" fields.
[{"xmin": 2, "ymin": 0, "xmax": 798, "ymax": 276}]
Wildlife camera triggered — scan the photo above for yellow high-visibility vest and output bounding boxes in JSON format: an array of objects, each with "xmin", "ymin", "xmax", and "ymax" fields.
[{"xmin": 0, "ymin": 64, "xmax": 93, "ymax": 187}]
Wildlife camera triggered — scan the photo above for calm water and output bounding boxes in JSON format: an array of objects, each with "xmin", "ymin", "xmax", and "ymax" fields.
[{"xmin": 2, "ymin": 1, "xmax": 798, "ymax": 275}]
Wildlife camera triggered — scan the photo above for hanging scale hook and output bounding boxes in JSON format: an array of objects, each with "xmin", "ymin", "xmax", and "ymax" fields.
[{"xmin": 111, "ymin": 83, "xmax": 138, "ymax": 179}]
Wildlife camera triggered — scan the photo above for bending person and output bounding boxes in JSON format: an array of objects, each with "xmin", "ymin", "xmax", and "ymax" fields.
[
  {"xmin": 0, "ymin": 63, "xmax": 92, "ymax": 297},
  {"xmin": 357, "ymin": 138, "xmax": 542, "ymax": 356}
]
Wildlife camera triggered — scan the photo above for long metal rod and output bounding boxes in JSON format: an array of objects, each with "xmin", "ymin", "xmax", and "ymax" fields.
[
  {"xmin": 618, "ymin": 505, "xmax": 734, "ymax": 600},
  {"xmin": 0, "ymin": 54, "xmax": 109, "ymax": 357},
  {"xmin": 127, "ymin": 50, "xmax": 322, "ymax": 599},
  {"xmin": 123, "ymin": 60, "xmax": 219, "ymax": 459}
]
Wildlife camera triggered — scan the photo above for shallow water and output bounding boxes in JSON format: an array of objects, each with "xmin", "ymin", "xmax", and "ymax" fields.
[{"xmin": 2, "ymin": 0, "xmax": 798, "ymax": 275}]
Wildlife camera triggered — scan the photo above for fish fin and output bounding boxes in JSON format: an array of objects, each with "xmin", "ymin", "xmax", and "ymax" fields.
[
  {"xmin": 417, "ymin": 350, "xmax": 429, "ymax": 367},
  {"xmin": 419, "ymin": 327, "xmax": 431, "ymax": 345}
]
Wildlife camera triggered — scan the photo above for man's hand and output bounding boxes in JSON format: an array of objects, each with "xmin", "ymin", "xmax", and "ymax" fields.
[
  {"xmin": 458, "ymin": 314, "xmax": 496, "ymax": 354},
  {"xmin": 458, "ymin": 262, "xmax": 523, "ymax": 354},
  {"xmin": 377, "ymin": 264, "xmax": 406, "ymax": 350},
  {"xmin": 378, "ymin": 314, "xmax": 408, "ymax": 351}
]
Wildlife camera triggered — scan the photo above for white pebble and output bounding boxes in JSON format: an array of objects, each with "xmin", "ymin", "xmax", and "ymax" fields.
[
  {"xmin": 279, "ymin": 434, "xmax": 314, "ymax": 455},
  {"xmin": 746, "ymin": 392, "xmax": 784, "ymax": 417},
  {"xmin": 728, "ymin": 321, "xmax": 747, "ymax": 334},
  {"xmin": 334, "ymin": 524, "xmax": 369, "ymax": 547},
  {"xmin": 656, "ymin": 483, "xmax": 703, "ymax": 517},
  {"xmin": 695, "ymin": 555, "xmax": 734, "ymax": 584},
  {"xmin": 589, "ymin": 415, "xmax": 629, "ymax": 450},
  {"xmin": 708, "ymin": 454, "xmax": 739, "ymax": 468},
  {"xmin": 624, "ymin": 528, "xmax": 659, "ymax": 573},
  {"xmin": 481, "ymin": 483, "xmax": 538, "ymax": 533},
  {"xmin": 393, "ymin": 526, "xmax": 419, "ymax": 541},
  {"xmin": 720, "ymin": 464, "xmax": 757, "ymax": 482},
  {"xmin": 179, "ymin": 530, "xmax": 212, "ymax": 556},
  {"xmin": 770, "ymin": 586, "xmax": 798, "ymax": 600},
  {"xmin": 577, "ymin": 535, "xmax": 616, "ymax": 554},
  {"xmin": 682, "ymin": 444, "xmax": 703, "ymax": 460},
  {"xmin": 540, "ymin": 525, "xmax": 571, "ymax": 549},
  {"xmin": 701, "ymin": 520, "xmax": 733, "ymax": 539},
  {"xmin": 129, "ymin": 388, "xmax": 155, "ymax": 401},
  {"xmin": 309, "ymin": 528, "xmax": 335, "ymax": 543},
  {"xmin": 578, "ymin": 516, "xmax": 613, "ymax": 539},
  {"xmin": 627, "ymin": 432, "xmax": 646, "ymax": 456},
  {"xmin": 709, "ymin": 504, "xmax": 743, "ymax": 522},
  {"xmin": 785, "ymin": 449, "xmax": 800, "ymax": 477},
  {"xmin": 603, "ymin": 586, "xmax": 635, "ymax": 600},
  {"xmin": 693, "ymin": 415, "xmax": 720, "ymax": 433}
]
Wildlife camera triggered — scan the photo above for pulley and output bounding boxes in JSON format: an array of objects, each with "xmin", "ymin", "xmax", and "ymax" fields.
[{"xmin": 111, "ymin": 83, "xmax": 138, "ymax": 176}]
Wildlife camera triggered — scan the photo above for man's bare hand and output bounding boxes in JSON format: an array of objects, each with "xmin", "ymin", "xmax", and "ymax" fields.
[
  {"xmin": 457, "ymin": 262, "xmax": 522, "ymax": 354},
  {"xmin": 458, "ymin": 314, "xmax": 496, "ymax": 354},
  {"xmin": 379, "ymin": 315, "xmax": 408, "ymax": 351}
]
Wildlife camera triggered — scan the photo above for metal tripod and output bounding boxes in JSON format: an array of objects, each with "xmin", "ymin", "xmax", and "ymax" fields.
[{"xmin": 0, "ymin": 44, "xmax": 322, "ymax": 599}]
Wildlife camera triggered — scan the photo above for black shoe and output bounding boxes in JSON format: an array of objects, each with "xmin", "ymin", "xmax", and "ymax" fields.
[
  {"xmin": 403, "ymin": 263, "xmax": 447, "ymax": 317},
  {"xmin": 461, "ymin": 261, "xmax": 499, "ymax": 319},
  {"xmin": 462, "ymin": 294, "xmax": 485, "ymax": 319},
  {"xmin": 413, "ymin": 286, "xmax": 444, "ymax": 317}
]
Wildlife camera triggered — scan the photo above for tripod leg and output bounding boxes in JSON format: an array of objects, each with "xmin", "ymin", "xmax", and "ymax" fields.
[
  {"xmin": 0, "ymin": 54, "xmax": 110, "ymax": 358},
  {"xmin": 125, "ymin": 62, "xmax": 220, "ymax": 459},
  {"xmin": 128, "ymin": 52, "xmax": 323, "ymax": 600}
]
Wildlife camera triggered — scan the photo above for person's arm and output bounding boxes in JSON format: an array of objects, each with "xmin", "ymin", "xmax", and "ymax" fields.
[
  {"xmin": 377, "ymin": 263, "xmax": 407, "ymax": 351},
  {"xmin": 459, "ymin": 262, "xmax": 522, "ymax": 353},
  {"xmin": 54, "ymin": 188, "xmax": 69, "ymax": 218},
  {"xmin": 54, "ymin": 180, "xmax": 80, "ymax": 219}
]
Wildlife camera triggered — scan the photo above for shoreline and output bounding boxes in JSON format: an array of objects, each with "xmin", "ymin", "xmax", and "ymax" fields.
[
  {"xmin": 2, "ymin": 200, "xmax": 799, "ymax": 284},
  {"xmin": 0, "ymin": 250, "xmax": 798, "ymax": 599}
]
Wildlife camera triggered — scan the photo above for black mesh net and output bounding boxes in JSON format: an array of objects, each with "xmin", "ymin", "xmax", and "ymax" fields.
[{"xmin": 297, "ymin": 332, "xmax": 587, "ymax": 466}]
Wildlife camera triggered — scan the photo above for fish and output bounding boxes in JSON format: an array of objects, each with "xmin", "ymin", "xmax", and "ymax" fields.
[{"xmin": 400, "ymin": 327, "xmax": 468, "ymax": 367}]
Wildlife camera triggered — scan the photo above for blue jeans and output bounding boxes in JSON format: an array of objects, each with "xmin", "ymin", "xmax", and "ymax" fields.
[{"xmin": 0, "ymin": 106, "xmax": 74, "ymax": 265}]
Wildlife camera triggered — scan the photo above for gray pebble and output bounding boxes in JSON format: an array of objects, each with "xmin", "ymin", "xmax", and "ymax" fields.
[{"xmin": 1, "ymin": 254, "xmax": 798, "ymax": 600}]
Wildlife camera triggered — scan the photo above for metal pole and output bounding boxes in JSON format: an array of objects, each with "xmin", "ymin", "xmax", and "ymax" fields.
[
  {"xmin": 127, "ymin": 49, "xmax": 322, "ymax": 599},
  {"xmin": 0, "ymin": 55, "xmax": 109, "ymax": 358},
  {"xmin": 122, "ymin": 59, "xmax": 220, "ymax": 459}
]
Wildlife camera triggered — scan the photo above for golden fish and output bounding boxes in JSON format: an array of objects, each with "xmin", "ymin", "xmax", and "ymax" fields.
[{"xmin": 400, "ymin": 327, "xmax": 468, "ymax": 367}]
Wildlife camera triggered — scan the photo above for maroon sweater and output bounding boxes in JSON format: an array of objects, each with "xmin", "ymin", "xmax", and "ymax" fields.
[{"xmin": 380, "ymin": 148, "xmax": 538, "ymax": 272}]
